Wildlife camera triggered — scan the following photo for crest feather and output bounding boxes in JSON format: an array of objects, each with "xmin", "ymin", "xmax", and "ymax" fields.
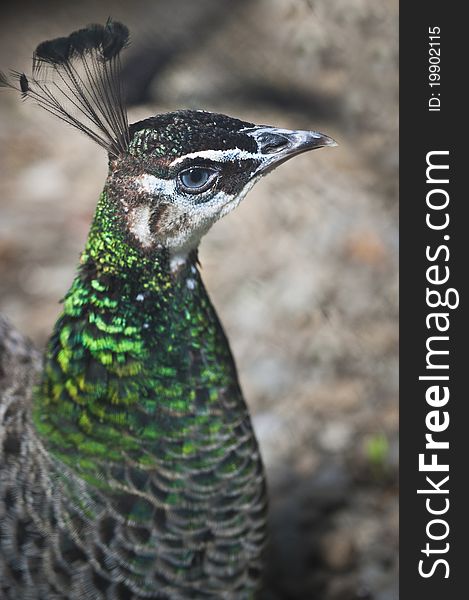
[{"xmin": 1, "ymin": 18, "xmax": 130, "ymax": 157}]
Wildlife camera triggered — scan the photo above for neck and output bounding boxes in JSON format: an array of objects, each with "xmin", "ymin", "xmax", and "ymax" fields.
[{"xmin": 33, "ymin": 191, "xmax": 243, "ymax": 490}]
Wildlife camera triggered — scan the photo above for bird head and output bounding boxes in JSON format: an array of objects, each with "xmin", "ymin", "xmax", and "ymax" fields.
[
  {"xmin": 107, "ymin": 110, "xmax": 336, "ymax": 262},
  {"xmin": 1, "ymin": 20, "xmax": 336, "ymax": 266}
]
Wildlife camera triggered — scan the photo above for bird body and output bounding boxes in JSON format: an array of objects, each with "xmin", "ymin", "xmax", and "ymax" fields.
[
  {"xmin": 2, "ymin": 195, "xmax": 266, "ymax": 598},
  {"xmin": 0, "ymin": 21, "xmax": 335, "ymax": 599}
]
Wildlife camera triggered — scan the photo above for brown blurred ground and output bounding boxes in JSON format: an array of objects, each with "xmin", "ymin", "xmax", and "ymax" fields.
[{"xmin": 0, "ymin": 1, "xmax": 398, "ymax": 599}]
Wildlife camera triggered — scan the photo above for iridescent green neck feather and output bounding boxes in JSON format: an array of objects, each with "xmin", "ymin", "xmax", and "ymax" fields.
[{"xmin": 33, "ymin": 189, "xmax": 247, "ymax": 493}]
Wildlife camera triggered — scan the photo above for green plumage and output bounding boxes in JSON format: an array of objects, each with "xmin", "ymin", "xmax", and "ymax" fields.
[
  {"xmin": 35, "ymin": 188, "xmax": 266, "ymax": 586},
  {"xmin": 0, "ymin": 187, "xmax": 267, "ymax": 598},
  {"xmin": 35, "ymin": 190, "xmax": 262, "ymax": 493}
]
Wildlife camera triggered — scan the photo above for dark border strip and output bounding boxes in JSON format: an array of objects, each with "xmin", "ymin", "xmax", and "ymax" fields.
[{"xmin": 400, "ymin": 3, "xmax": 466, "ymax": 597}]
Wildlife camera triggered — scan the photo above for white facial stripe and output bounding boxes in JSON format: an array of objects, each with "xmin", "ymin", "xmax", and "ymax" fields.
[
  {"xmin": 136, "ymin": 173, "xmax": 175, "ymax": 196},
  {"xmin": 129, "ymin": 205, "xmax": 152, "ymax": 247},
  {"xmin": 169, "ymin": 148, "xmax": 262, "ymax": 167}
]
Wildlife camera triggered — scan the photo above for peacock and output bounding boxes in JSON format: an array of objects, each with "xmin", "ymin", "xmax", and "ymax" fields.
[{"xmin": 0, "ymin": 20, "xmax": 336, "ymax": 599}]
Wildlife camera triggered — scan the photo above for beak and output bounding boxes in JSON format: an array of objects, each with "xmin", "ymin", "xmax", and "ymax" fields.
[{"xmin": 248, "ymin": 126, "xmax": 337, "ymax": 175}]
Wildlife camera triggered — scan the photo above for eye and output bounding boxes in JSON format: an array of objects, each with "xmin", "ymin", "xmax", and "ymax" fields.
[{"xmin": 178, "ymin": 167, "xmax": 218, "ymax": 194}]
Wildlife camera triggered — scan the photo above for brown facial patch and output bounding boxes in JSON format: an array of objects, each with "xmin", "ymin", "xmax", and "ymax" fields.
[
  {"xmin": 150, "ymin": 203, "xmax": 170, "ymax": 232},
  {"xmin": 150, "ymin": 202, "xmax": 191, "ymax": 238}
]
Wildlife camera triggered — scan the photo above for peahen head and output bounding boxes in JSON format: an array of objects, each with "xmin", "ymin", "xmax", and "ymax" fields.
[
  {"xmin": 110, "ymin": 110, "xmax": 335, "ymax": 260},
  {"xmin": 1, "ymin": 19, "xmax": 336, "ymax": 266}
]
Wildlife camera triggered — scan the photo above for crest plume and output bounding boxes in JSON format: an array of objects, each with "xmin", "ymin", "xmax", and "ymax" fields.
[{"xmin": 0, "ymin": 19, "xmax": 130, "ymax": 157}]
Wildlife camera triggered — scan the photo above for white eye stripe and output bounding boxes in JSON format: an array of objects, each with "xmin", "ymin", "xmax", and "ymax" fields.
[
  {"xmin": 136, "ymin": 173, "xmax": 175, "ymax": 196},
  {"xmin": 134, "ymin": 148, "xmax": 263, "ymax": 198},
  {"xmin": 169, "ymin": 148, "xmax": 262, "ymax": 167}
]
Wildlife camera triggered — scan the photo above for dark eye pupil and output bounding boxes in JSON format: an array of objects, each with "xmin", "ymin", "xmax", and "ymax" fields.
[
  {"xmin": 180, "ymin": 167, "xmax": 216, "ymax": 192},
  {"xmin": 189, "ymin": 169, "xmax": 204, "ymax": 184}
]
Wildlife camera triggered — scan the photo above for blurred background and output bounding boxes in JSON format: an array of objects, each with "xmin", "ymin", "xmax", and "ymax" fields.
[{"xmin": 0, "ymin": 1, "xmax": 398, "ymax": 598}]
